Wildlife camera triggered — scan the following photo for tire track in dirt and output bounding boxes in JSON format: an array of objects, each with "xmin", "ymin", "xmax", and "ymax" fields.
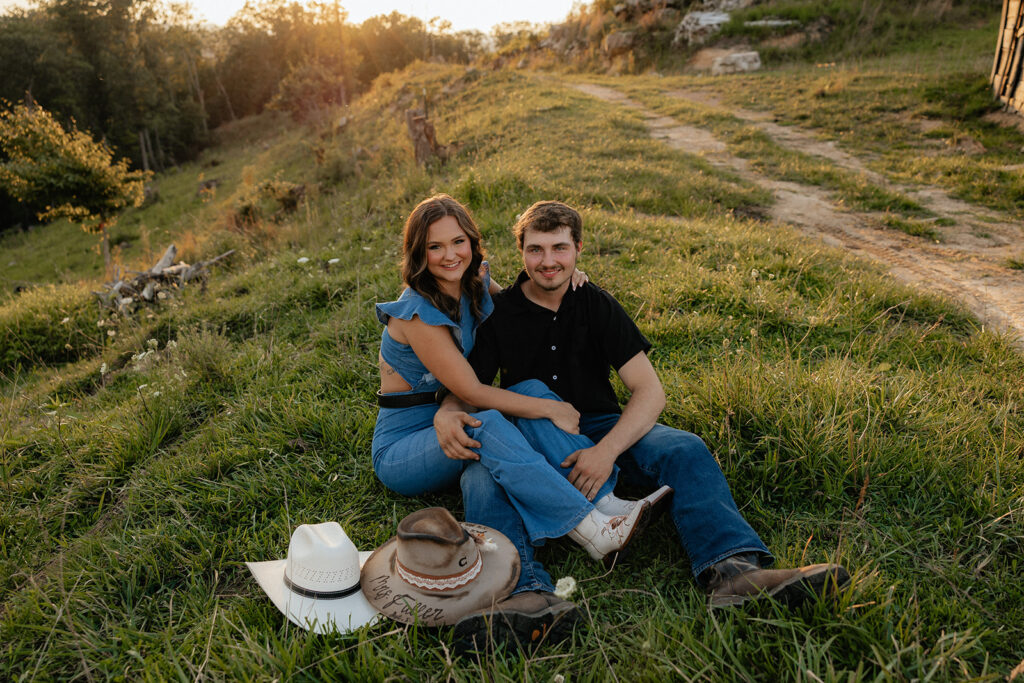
[{"xmin": 570, "ymin": 82, "xmax": 1024, "ymax": 349}]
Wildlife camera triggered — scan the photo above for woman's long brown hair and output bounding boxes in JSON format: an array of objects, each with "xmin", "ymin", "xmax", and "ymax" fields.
[{"xmin": 401, "ymin": 194, "xmax": 487, "ymax": 322}]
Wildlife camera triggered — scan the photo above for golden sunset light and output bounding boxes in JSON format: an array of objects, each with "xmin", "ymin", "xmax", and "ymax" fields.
[{"xmin": 0, "ymin": 0, "xmax": 579, "ymax": 31}]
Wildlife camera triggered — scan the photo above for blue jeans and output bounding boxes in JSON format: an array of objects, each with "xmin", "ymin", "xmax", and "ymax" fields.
[
  {"xmin": 372, "ymin": 381, "xmax": 616, "ymax": 546},
  {"xmin": 462, "ymin": 381, "xmax": 771, "ymax": 593}
]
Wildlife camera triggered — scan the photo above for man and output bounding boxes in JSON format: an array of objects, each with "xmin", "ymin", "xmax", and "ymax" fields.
[{"xmin": 439, "ymin": 201, "xmax": 850, "ymax": 652}]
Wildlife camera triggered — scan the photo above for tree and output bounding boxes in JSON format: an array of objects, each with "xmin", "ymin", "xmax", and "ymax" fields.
[{"xmin": 0, "ymin": 102, "xmax": 150, "ymax": 277}]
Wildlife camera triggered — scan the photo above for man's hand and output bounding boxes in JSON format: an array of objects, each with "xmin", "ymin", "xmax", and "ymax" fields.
[
  {"xmin": 434, "ymin": 407, "xmax": 482, "ymax": 460},
  {"xmin": 561, "ymin": 445, "xmax": 617, "ymax": 501}
]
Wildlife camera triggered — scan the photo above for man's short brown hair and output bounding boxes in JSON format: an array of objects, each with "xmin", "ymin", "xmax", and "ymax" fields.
[{"xmin": 513, "ymin": 201, "xmax": 583, "ymax": 250}]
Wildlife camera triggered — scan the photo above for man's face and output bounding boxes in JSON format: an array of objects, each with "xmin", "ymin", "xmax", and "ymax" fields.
[{"xmin": 521, "ymin": 225, "xmax": 581, "ymax": 292}]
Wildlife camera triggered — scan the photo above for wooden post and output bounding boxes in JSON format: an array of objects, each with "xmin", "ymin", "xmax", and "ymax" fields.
[
  {"xmin": 993, "ymin": 0, "xmax": 1010, "ymax": 87},
  {"xmin": 992, "ymin": 0, "xmax": 1024, "ymax": 114},
  {"xmin": 405, "ymin": 108, "xmax": 442, "ymax": 165}
]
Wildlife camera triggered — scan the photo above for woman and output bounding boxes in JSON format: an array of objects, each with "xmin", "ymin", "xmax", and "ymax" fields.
[{"xmin": 371, "ymin": 194, "xmax": 647, "ymax": 562}]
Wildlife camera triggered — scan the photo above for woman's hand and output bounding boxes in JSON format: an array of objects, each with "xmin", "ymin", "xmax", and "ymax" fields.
[
  {"xmin": 570, "ymin": 268, "xmax": 588, "ymax": 290},
  {"xmin": 546, "ymin": 400, "xmax": 581, "ymax": 434}
]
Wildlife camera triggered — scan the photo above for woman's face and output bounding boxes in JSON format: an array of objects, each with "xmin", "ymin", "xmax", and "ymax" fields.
[{"xmin": 425, "ymin": 215, "xmax": 472, "ymax": 293}]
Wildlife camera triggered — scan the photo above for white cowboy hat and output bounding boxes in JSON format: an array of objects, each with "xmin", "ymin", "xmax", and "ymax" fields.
[
  {"xmin": 247, "ymin": 521, "xmax": 380, "ymax": 634},
  {"xmin": 360, "ymin": 507, "xmax": 520, "ymax": 626}
]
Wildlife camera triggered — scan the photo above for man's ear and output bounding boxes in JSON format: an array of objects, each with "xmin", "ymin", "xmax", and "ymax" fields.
[{"xmin": 576, "ymin": 240, "xmax": 584, "ymax": 254}]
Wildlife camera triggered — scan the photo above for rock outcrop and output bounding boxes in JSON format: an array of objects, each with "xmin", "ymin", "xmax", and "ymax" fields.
[
  {"xmin": 673, "ymin": 11, "xmax": 731, "ymax": 47},
  {"xmin": 711, "ymin": 50, "xmax": 761, "ymax": 75}
]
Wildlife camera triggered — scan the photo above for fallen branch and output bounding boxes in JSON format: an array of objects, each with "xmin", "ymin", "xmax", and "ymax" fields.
[{"xmin": 93, "ymin": 245, "xmax": 235, "ymax": 311}]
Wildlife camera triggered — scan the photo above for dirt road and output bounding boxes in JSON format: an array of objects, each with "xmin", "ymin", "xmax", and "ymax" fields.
[{"xmin": 570, "ymin": 82, "xmax": 1024, "ymax": 349}]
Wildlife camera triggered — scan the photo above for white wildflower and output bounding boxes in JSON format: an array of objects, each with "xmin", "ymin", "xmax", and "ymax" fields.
[
  {"xmin": 166, "ymin": 340, "xmax": 177, "ymax": 349},
  {"xmin": 107, "ymin": 329, "xmax": 117, "ymax": 337},
  {"xmin": 151, "ymin": 391, "xmax": 161, "ymax": 397},
  {"xmin": 157, "ymin": 291, "xmax": 168, "ymax": 300},
  {"xmin": 100, "ymin": 363, "xmax": 108, "ymax": 375},
  {"xmin": 147, "ymin": 339, "xmax": 159, "ymax": 349},
  {"xmin": 554, "ymin": 576, "xmax": 577, "ymax": 600},
  {"xmin": 328, "ymin": 258, "xmax": 340, "ymax": 265},
  {"xmin": 749, "ymin": 328, "xmax": 758, "ymax": 337},
  {"xmin": 750, "ymin": 268, "xmax": 759, "ymax": 280},
  {"xmin": 138, "ymin": 384, "xmax": 148, "ymax": 390},
  {"xmin": 297, "ymin": 257, "xmax": 310, "ymax": 264},
  {"xmin": 60, "ymin": 317, "xmax": 70, "ymax": 325},
  {"xmin": 362, "ymin": 246, "xmax": 371, "ymax": 251},
  {"xmin": 97, "ymin": 319, "xmax": 106, "ymax": 327},
  {"xmin": 553, "ymin": 676, "xmax": 565, "ymax": 683}
]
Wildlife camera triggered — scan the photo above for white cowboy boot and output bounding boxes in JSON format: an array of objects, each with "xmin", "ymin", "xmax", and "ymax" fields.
[
  {"xmin": 595, "ymin": 485, "xmax": 673, "ymax": 517},
  {"xmin": 568, "ymin": 501, "xmax": 648, "ymax": 566}
]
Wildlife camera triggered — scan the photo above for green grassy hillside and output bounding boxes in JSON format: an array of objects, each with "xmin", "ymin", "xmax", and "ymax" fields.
[{"xmin": 2, "ymin": 42, "xmax": 1023, "ymax": 681}]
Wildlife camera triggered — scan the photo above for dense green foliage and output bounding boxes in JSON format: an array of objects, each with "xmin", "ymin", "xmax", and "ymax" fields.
[
  {"xmin": 0, "ymin": 103, "xmax": 148, "ymax": 228},
  {"xmin": 1, "ymin": 33, "xmax": 1023, "ymax": 678}
]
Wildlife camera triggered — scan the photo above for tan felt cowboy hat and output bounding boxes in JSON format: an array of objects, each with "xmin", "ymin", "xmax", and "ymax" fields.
[
  {"xmin": 360, "ymin": 507, "xmax": 520, "ymax": 626},
  {"xmin": 247, "ymin": 522, "xmax": 380, "ymax": 634}
]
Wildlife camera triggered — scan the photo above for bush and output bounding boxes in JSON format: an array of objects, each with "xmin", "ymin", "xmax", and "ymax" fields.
[
  {"xmin": 0, "ymin": 284, "xmax": 101, "ymax": 373},
  {"xmin": 228, "ymin": 176, "xmax": 306, "ymax": 230}
]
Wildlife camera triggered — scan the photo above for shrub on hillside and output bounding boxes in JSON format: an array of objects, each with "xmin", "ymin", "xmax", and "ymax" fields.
[
  {"xmin": 227, "ymin": 176, "xmax": 306, "ymax": 231},
  {"xmin": 0, "ymin": 285, "xmax": 101, "ymax": 373}
]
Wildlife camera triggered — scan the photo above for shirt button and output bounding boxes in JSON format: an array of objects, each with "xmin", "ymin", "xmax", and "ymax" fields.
[
  {"xmin": 552, "ymin": 316, "xmax": 557, "ymax": 321},
  {"xmin": 550, "ymin": 345, "xmax": 556, "ymax": 351},
  {"xmin": 552, "ymin": 375, "xmax": 558, "ymax": 380}
]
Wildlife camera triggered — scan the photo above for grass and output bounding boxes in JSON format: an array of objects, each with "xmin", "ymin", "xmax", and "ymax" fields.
[
  {"xmin": 574, "ymin": 77, "xmax": 938, "ymax": 228},
  {"xmin": 879, "ymin": 214, "xmax": 942, "ymax": 242},
  {"xmin": 1, "ymin": 53, "xmax": 1023, "ymax": 681},
  {"xmin": 641, "ymin": 17, "xmax": 1024, "ymax": 221}
]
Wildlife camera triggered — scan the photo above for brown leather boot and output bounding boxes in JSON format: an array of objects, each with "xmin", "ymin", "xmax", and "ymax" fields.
[
  {"xmin": 452, "ymin": 590, "xmax": 581, "ymax": 654},
  {"xmin": 703, "ymin": 553, "xmax": 850, "ymax": 609}
]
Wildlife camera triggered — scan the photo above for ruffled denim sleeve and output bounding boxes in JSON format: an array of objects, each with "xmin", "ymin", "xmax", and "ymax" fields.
[{"xmin": 375, "ymin": 288, "xmax": 459, "ymax": 330}]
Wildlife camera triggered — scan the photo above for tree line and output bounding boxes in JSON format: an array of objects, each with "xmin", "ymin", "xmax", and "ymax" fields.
[{"xmin": 0, "ymin": 0, "xmax": 489, "ymax": 230}]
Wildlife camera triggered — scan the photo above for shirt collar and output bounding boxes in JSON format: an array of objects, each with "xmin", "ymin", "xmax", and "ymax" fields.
[{"xmin": 509, "ymin": 270, "xmax": 576, "ymax": 314}]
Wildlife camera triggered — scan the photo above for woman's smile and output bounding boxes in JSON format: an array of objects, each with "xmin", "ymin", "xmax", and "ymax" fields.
[{"xmin": 426, "ymin": 215, "xmax": 472, "ymax": 295}]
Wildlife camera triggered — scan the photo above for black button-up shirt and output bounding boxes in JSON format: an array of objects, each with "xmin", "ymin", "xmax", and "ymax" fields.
[{"xmin": 469, "ymin": 271, "xmax": 652, "ymax": 415}]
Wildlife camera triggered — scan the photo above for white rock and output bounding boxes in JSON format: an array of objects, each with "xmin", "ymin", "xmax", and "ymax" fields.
[
  {"xmin": 703, "ymin": 0, "xmax": 757, "ymax": 10},
  {"xmin": 673, "ymin": 11, "xmax": 730, "ymax": 47},
  {"xmin": 745, "ymin": 19, "xmax": 798, "ymax": 28},
  {"xmin": 711, "ymin": 50, "xmax": 762, "ymax": 75}
]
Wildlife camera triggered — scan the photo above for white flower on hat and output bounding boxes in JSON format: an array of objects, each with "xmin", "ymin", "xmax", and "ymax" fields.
[
  {"xmin": 554, "ymin": 576, "xmax": 577, "ymax": 599},
  {"xmin": 471, "ymin": 530, "xmax": 498, "ymax": 552}
]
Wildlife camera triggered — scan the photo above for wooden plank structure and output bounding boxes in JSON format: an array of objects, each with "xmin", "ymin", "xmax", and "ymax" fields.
[{"xmin": 992, "ymin": 0, "xmax": 1024, "ymax": 114}]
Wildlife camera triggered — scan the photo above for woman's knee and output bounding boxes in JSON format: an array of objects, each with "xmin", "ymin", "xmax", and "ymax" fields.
[
  {"xmin": 471, "ymin": 409, "xmax": 513, "ymax": 432},
  {"xmin": 460, "ymin": 461, "xmax": 501, "ymax": 497},
  {"xmin": 505, "ymin": 378, "xmax": 556, "ymax": 399}
]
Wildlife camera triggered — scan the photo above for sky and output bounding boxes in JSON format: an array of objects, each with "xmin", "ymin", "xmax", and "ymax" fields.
[{"xmin": 0, "ymin": 0, "xmax": 581, "ymax": 32}]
